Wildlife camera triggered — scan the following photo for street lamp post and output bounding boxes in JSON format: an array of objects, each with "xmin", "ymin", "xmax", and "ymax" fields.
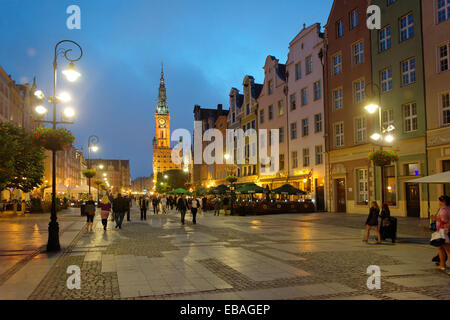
[
  {"xmin": 365, "ymin": 83, "xmax": 395, "ymax": 205},
  {"xmin": 87, "ymin": 135, "xmax": 99, "ymax": 195},
  {"xmin": 34, "ymin": 40, "xmax": 83, "ymax": 252}
]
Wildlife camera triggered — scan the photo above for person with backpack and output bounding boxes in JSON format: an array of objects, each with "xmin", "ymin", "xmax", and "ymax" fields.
[
  {"xmin": 84, "ymin": 195, "xmax": 96, "ymax": 232},
  {"xmin": 191, "ymin": 197, "xmax": 200, "ymax": 225},
  {"xmin": 177, "ymin": 195, "xmax": 189, "ymax": 225}
]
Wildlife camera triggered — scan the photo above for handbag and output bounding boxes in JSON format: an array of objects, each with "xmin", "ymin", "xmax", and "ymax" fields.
[{"xmin": 430, "ymin": 229, "xmax": 448, "ymax": 247}]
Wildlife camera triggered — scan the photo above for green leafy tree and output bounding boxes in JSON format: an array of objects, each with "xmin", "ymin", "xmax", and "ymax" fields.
[
  {"xmin": 156, "ymin": 169, "xmax": 188, "ymax": 193},
  {"xmin": 0, "ymin": 123, "xmax": 45, "ymax": 193}
]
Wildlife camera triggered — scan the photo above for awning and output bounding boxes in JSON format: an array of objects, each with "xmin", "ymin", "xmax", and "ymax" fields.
[
  {"xmin": 44, "ymin": 184, "xmax": 68, "ymax": 193},
  {"xmin": 408, "ymin": 171, "xmax": 450, "ymax": 184}
]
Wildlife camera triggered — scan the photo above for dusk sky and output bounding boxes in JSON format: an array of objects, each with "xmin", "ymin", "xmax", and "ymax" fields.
[{"xmin": 0, "ymin": 0, "xmax": 333, "ymax": 179}]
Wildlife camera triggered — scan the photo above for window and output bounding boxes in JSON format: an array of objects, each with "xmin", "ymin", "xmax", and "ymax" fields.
[
  {"xmin": 382, "ymin": 109, "xmax": 394, "ymax": 128},
  {"xmin": 379, "ymin": 26, "xmax": 391, "ymax": 52},
  {"xmin": 292, "ymin": 151, "xmax": 298, "ymax": 169},
  {"xmin": 279, "ymin": 154, "xmax": 285, "ymax": 171},
  {"xmin": 306, "ymin": 56, "xmax": 312, "ymax": 74},
  {"xmin": 381, "ymin": 68, "xmax": 393, "ymax": 92},
  {"xmin": 354, "ymin": 117, "xmax": 366, "ymax": 143},
  {"xmin": 268, "ymin": 105, "xmax": 273, "ymax": 120},
  {"xmin": 404, "ymin": 163, "xmax": 420, "ymax": 176},
  {"xmin": 313, "ymin": 81, "xmax": 321, "ymax": 100},
  {"xmin": 402, "ymin": 58, "xmax": 416, "ymax": 85},
  {"xmin": 246, "ymin": 104, "xmax": 250, "ymax": 115},
  {"xmin": 440, "ymin": 42, "xmax": 449, "ymax": 72},
  {"xmin": 251, "ymin": 120, "xmax": 256, "ymax": 129},
  {"xmin": 404, "ymin": 102, "xmax": 418, "ymax": 132},
  {"xmin": 290, "ymin": 94, "xmax": 297, "ymax": 110},
  {"xmin": 442, "ymin": 92, "xmax": 450, "ymax": 125},
  {"xmin": 356, "ymin": 169, "xmax": 368, "ymax": 205},
  {"xmin": 291, "ymin": 122, "xmax": 298, "ymax": 139},
  {"xmin": 278, "ymin": 100, "xmax": 284, "ymax": 116},
  {"xmin": 301, "ymin": 88, "xmax": 308, "ymax": 106},
  {"xmin": 332, "ymin": 54, "xmax": 342, "ymax": 75},
  {"xmin": 259, "ymin": 109, "xmax": 264, "ymax": 124},
  {"xmin": 400, "ymin": 13, "xmax": 414, "ymax": 42},
  {"xmin": 352, "ymin": 41, "xmax": 364, "ymax": 65},
  {"xmin": 333, "ymin": 88, "xmax": 343, "ymax": 110},
  {"xmin": 268, "ymin": 80, "xmax": 274, "ymax": 95},
  {"xmin": 303, "ymin": 148, "xmax": 310, "ymax": 167},
  {"xmin": 302, "ymin": 118, "xmax": 309, "ymax": 137},
  {"xmin": 334, "ymin": 122, "xmax": 344, "ymax": 147},
  {"xmin": 438, "ymin": 0, "xmax": 450, "ymax": 23},
  {"xmin": 315, "ymin": 145, "xmax": 323, "ymax": 165},
  {"xmin": 350, "ymin": 9, "xmax": 358, "ymax": 29},
  {"xmin": 336, "ymin": 20, "xmax": 344, "ymax": 38},
  {"xmin": 232, "ymin": 113, "xmax": 236, "ymax": 122},
  {"xmin": 279, "ymin": 127, "xmax": 285, "ymax": 143},
  {"xmin": 314, "ymin": 113, "xmax": 322, "ymax": 133},
  {"xmin": 295, "ymin": 63, "xmax": 302, "ymax": 80},
  {"xmin": 354, "ymin": 79, "xmax": 365, "ymax": 103}
]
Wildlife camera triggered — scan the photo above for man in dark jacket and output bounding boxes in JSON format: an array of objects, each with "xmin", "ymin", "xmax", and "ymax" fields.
[
  {"xmin": 124, "ymin": 195, "xmax": 131, "ymax": 221},
  {"xmin": 177, "ymin": 195, "xmax": 189, "ymax": 225},
  {"xmin": 112, "ymin": 193, "xmax": 126, "ymax": 229},
  {"xmin": 152, "ymin": 197, "xmax": 159, "ymax": 215},
  {"xmin": 139, "ymin": 196, "xmax": 149, "ymax": 221}
]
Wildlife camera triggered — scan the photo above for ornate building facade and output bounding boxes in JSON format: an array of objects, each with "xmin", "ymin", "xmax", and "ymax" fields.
[{"xmin": 152, "ymin": 64, "xmax": 180, "ymax": 182}]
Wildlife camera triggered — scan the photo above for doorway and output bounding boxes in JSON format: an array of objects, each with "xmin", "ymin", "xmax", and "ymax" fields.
[
  {"xmin": 315, "ymin": 178, "xmax": 325, "ymax": 212},
  {"xmin": 335, "ymin": 178, "xmax": 346, "ymax": 212},
  {"xmin": 406, "ymin": 183, "xmax": 420, "ymax": 218}
]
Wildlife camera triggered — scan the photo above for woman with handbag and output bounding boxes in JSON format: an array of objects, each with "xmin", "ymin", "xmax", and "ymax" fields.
[
  {"xmin": 99, "ymin": 195, "xmax": 112, "ymax": 231},
  {"xmin": 363, "ymin": 201, "xmax": 382, "ymax": 244},
  {"xmin": 434, "ymin": 196, "xmax": 450, "ymax": 273},
  {"xmin": 84, "ymin": 195, "xmax": 96, "ymax": 232}
]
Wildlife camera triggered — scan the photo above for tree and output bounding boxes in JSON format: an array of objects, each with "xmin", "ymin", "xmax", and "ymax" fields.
[
  {"xmin": 0, "ymin": 123, "xmax": 45, "ymax": 193},
  {"xmin": 156, "ymin": 169, "xmax": 188, "ymax": 193}
]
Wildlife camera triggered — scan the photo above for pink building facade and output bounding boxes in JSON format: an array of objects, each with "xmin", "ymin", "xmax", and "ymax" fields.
[{"xmin": 286, "ymin": 23, "xmax": 326, "ymax": 210}]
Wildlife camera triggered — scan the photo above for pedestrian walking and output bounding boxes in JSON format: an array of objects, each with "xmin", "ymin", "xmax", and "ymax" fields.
[
  {"xmin": 191, "ymin": 197, "xmax": 200, "ymax": 224},
  {"xmin": 152, "ymin": 197, "xmax": 159, "ymax": 215},
  {"xmin": 139, "ymin": 196, "xmax": 149, "ymax": 221},
  {"xmin": 202, "ymin": 196, "xmax": 207, "ymax": 213},
  {"xmin": 84, "ymin": 195, "xmax": 96, "ymax": 232},
  {"xmin": 433, "ymin": 195, "xmax": 450, "ymax": 273},
  {"xmin": 161, "ymin": 195, "xmax": 168, "ymax": 214},
  {"xmin": 113, "ymin": 193, "xmax": 126, "ymax": 229},
  {"xmin": 125, "ymin": 195, "xmax": 132, "ymax": 221},
  {"xmin": 363, "ymin": 201, "xmax": 382, "ymax": 244},
  {"xmin": 214, "ymin": 197, "xmax": 221, "ymax": 216},
  {"xmin": 379, "ymin": 203, "xmax": 397, "ymax": 243},
  {"xmin": 99, "ymin": 195, "xmax": 112, "ymax": 231},
  {"xmin": 177, "ymin": 195, "xmax": 189, "ymax": 225}
]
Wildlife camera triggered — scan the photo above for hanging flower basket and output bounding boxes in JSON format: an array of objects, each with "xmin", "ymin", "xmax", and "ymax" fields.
[
  {"xmin": 32, "ymin": 127, "xmax": 75, "ymax": 151},
  {"xmin": 83, "ymin": 169, "xmax": 97, "ymax": 179},
  {"xmin": 368, "ymin": 150, "xmax": 399, "ymax": 167}
]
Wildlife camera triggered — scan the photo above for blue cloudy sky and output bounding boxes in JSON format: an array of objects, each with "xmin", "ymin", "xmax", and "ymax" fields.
[{"xmin": 0, "ymin": 0, "xmax": 333, "ymax": 179}]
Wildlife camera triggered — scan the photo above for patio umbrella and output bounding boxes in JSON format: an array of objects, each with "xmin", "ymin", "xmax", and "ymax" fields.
[
  {"xmin": 236, "ymin": 183, "xmax": 265, "ymax": 194},
  {"xmin": 271, "ymin": 184, "xmax": 306, "ymax": 195},
  {"xmin": 211, "ymin": 184, "xmax": 230, "ymax": 194},
  {"xmin": 408, "ymin": 171, "xmax": 450, "ymax": 184},
  {"xmin": 171, "ymin": 188, "xmax": 191, "ymax": 195}
]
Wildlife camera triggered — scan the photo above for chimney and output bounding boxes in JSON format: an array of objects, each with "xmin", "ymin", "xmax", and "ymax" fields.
[{"xmin": 218, "ymin": 104, "xmax": 223, "ymax": 111}]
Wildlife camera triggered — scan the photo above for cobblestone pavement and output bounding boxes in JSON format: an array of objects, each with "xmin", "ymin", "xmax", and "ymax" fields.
[{"xmin": 0, "ymin": 206, "xmax": 449, "ymax": 300}]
